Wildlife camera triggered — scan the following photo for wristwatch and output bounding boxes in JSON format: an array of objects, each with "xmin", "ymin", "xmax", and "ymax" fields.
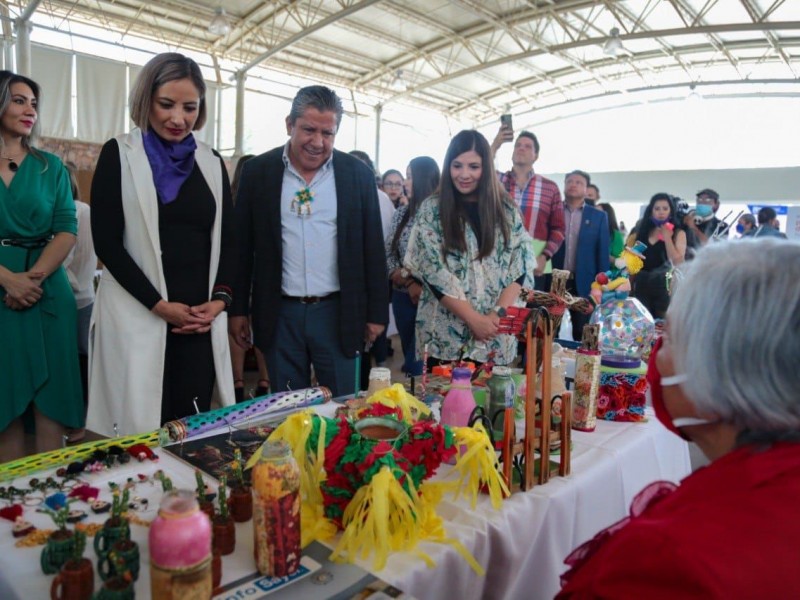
[
  {"xmin": 400, "ymin": 268, "xmax": 410, "ymax": 279},
  {"xmin": 492, "ymin": 306, "xmax": 507, "ymax": 318}
]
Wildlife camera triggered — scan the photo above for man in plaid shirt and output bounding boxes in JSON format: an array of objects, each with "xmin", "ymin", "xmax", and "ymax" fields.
[{"xmin": 492, "ymin": 126, "xmax": 565, "ymax": 290}]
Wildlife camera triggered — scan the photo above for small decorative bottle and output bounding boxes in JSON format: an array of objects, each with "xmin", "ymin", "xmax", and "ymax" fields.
[
  {"xmin": 440, "ymin": 367, "xmax": 476, "ymax": 428},
  {"xmin": 252, "ymin": 440, "xmax": 301, "ymax": 578},
  {"xmin": 149, "ymin": 490, "xmax": 212, "ymax": 599},
  {"xmin": 366, "ymin": 367, "xmax": 392, "ymax": 398},
  {"xmin": 486, "ymin": 366, "xmax": 516, "ymax": 439}
]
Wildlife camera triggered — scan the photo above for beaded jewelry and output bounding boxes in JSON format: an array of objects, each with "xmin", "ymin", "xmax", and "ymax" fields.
[{"xmin": 292, "ymin": 186, "xmax": 315, "ymax": 216}]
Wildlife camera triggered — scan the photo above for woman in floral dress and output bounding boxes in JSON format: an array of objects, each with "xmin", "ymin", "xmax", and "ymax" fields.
[{"xmin": 404, "ymin": 130, "xmax": 534, "ymax": 367}]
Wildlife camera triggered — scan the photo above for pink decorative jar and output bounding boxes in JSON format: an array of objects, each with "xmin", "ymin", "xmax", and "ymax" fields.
[
  {"xmin": 440, "ymin": 367, "xmax": 476, "ymax": 428},
  {"xmin": 149, "ymin": 490, "xmax": 212, "ymax": 599}
]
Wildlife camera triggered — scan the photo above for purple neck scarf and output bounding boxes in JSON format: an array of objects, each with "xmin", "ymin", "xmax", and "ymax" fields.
[{"xmin": 142, "ymin": 130, "xmax": 197, "ymax": 204}]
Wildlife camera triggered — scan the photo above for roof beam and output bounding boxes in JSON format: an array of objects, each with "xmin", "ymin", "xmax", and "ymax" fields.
[
  {"xmin": 739, "ymin": 0, "xmax": 797, "ymax": 77},
  {"xmin": 238, "ymin": 0, "xmax": 382, "ymax": 74},
  {"xmin": 390, "ymin": 20, "xmax": 800, "ymax": 102},
  {"xmin": 449, "ymin": 39, "xmax": 800, "ymax": 116},
  {"xmin": 355, "ymin": 0, "xmax": 599, "ymax": 87}
]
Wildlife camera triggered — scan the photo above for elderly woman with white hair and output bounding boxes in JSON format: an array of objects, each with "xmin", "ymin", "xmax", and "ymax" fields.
[{"xmin": 557, "ymin": 238, "xmax": 800, "ymax": 599}]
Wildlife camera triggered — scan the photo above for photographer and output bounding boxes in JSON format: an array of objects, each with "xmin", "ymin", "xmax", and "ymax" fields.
[{"xmin": 683, "ymin": 188, "xmax": 728, "ymax": 248}]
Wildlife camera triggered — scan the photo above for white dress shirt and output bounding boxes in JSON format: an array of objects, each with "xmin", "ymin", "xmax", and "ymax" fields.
[
  {"xmin": 280, "ymin": 146, "xmax": 339, "ymax": 297},
  {"xmin": 63, "ymin": 200, "xmax": 97, "ymax": 309}
]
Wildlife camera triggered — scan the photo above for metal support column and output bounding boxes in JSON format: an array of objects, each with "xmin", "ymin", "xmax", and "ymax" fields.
[
  {"xmin": 14, "ymin": 19, "xmax": 31, "ymax": 76},
  {"xmin": 374, "ymin": 103, "xmax": 382, "ymax": 174},
  {"xmin": 234, "ymin": 71, "xmax": 246, "ymax": 158},
  {"xmin": 13, "ymin": 0, "xmax": 41, "ymax": 76}
]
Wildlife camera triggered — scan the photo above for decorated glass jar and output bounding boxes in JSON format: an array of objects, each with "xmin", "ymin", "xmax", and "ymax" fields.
[
  {"xmin": 252, "ymin": 440, "xmax": 301, "ymax": 577},
  {"xmin": 149, "ymin": 490, "xmax": 212, "ymax": 599},
  {"xmin": 366, "ymin": 367, "xmax": 392, "ymax": 398},
  {"xmin": 440, "ymin": 367, "xmax": 476, "ymax": 428},
  {"xmin": 589, "ymin": 297, "xmax": 656, "ymax": 368},
  {"xmin": 486, "ymin": 366, "xmax": 516, "ymax": 439}
]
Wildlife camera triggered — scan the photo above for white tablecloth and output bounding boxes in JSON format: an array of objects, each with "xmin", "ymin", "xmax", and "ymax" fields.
[
  {"xmin": 369, "ymin": 408, "xmax": 691, "ymax": 600},
  {"xmin": 0, "ymin": 408, "xmax": 690, "ymax": 600}
]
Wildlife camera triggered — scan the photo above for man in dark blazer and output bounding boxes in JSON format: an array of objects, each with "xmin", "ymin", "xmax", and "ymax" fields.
[
  {"xmin": 552, "ymin": 170, "xmax": 609, "ymax": 341},
  {"xmin": 229, "ymin": 85, "xmax": 388, "ymax": 397}
]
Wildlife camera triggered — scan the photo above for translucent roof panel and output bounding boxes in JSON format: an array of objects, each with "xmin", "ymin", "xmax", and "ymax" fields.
[{"xmin": 6, "ymin": 0, "xmax": 797, "ymax": 122}]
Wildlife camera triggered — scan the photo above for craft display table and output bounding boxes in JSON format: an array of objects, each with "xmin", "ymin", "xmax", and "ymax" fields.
[{"xmin": 0, "ymin": 406, "xmax": 690, "ymax": 600}]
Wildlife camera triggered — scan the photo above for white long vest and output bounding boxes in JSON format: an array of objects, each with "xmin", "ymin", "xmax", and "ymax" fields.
[{"xmin": 87, "ymin": 129, "xmax": 235, "ymax": 437}]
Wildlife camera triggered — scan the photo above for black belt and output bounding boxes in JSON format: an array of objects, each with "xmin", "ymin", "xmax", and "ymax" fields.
[
  {"xmin": 282, "ymin": 292, "xmax": 339, "ymax": 304},
  {"xmin": 1, "ymin": 236, "xmax": 52, "ymax": 249}
]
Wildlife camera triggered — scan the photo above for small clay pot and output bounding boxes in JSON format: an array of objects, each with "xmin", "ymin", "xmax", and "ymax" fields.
[
  {"xmin": 41, "ymin": 529, "xmax": 83, "ymax": 575},
  {"xmin": 98, "ymin": 539, "xmax": 140, "ymax": 582},
  {"xmin": 355, "ymin": 416, "xmax": 406, "ymax": 442},
  {"xmin": 50, "ymin": 557, "xmax": 94, "ymax": 600},
  {"xmin": 93, "ymin": 517, "xmax": 130, "ymax": 559},
  {"xmin": 228, "ymin": 486, "xmax": 252, "ymax": 522},
  {"xmin": 199, "ymin": 501, "xmax": 216, "ymax": 521},
  {"xmin": 93, "ymin": 576, "xmax": 134, "ymax": 600},
  {"xmin": 212, "ymin": 549, "xmax": 222, "ymax": 590},
  {"xmin": 212, "ymin": 516, "xmax": 236, "ymax": 556}
]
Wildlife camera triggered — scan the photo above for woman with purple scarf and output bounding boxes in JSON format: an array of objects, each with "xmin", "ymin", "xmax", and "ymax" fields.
[{"xmin": 87, "ymin": 53, "xmax": 236, "ymax": 437}]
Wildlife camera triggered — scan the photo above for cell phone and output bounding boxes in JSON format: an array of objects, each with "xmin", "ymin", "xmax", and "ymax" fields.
[{"xmin": 500, "ymin": 114, "xmax": 513, "ymax": 129}]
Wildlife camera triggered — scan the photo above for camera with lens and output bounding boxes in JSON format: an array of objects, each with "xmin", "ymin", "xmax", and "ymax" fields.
[{"xmin": 673, "ymin": 196, "xmax": 692, "ymax": 221}]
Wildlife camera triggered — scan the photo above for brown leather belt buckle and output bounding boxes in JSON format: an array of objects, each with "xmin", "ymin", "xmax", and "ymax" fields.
[{"xmin": 299, "ymin": 296, "xmax": 322, "ymax": 304}]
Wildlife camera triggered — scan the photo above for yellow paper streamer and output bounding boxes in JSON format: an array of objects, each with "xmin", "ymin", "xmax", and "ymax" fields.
[
  {"xmin": 331, "ymin": 466, "xmax": 422, "ymax": 571},
  {"xmin": 247, "ymin": 410, "xmax": 333, "ymax": 542},
  {"xmin": 300, "ymin": 501, "xmax": 337, "ymax": 548},
  {"xmin": 365, "ymin": 383, "xmax": 431, "ymax": 423},
  {"xmin": 449, "ymin": 422, "xmax": 510, "ymax": 510}
]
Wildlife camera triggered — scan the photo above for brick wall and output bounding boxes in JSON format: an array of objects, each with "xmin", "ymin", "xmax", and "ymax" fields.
[{"xmin": 38, "ymin": 136, "xmax": 234, "ymax": 204}]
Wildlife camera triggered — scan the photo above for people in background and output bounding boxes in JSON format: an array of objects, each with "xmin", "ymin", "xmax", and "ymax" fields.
[
  {"xmin": 585, "ymin": 183, "xmax": 600, "ymax": 206},
  {"xmin": 492, "ymin": 127, "xmax": 564, "ymax": 291},
  {"xmin": 405, "ymin": 130, "xmax": 534, "ymax": 367},
  {"xmin": 558, "ymin": 239, "xmax": 800, "ymax": 598},
  {"xmin": 227, "ymin": 153, "xmax": 271, "ymax": 402},
  {"xmin": 386, "ymin": 155, "xmax": 440, "ymax": 376},
  {"xmin": 753, "ymin": 207, "xmax": 786, "ymax": 239},
  {"xmin": 0, "ymin": 71, "xmax": 82, "ymax": 461},
  {"xmin": 552, "ymin": 170, "xmax": 609, "ymax": 340},
  {"xmin": 230, "ymin": 85, "xmax": 388, "ymax": 397},
  {"xmin": 89, "ymin": 53, "xmax": 236, "ymax": 436},
  {"xmin": 350, "ymin": 151, "xmax": 395, "ymax": 243},
  {"xmin": 632, "ymin": 193, "xmax": 687, "ymax": 320},
  {"xmin": 683, "ymin": 188, "xmax": 728, "ymax": 247},
  {"xmin": 349, "ymin": 149, "xmax": 395, "ymax": 383},
  {"xmin": 382, "ymin": 169, "xmax": 406, "ymax": 208},
  {"xmin": 597, "ymin": 202, "xmax": 624, "ymax": 259},
  {"xmin": 63, "ymin": 161, "xmax": 96, "ymax": 443},
  {"xmin": 736, "ymin": 213, "xmax": 756, "ymax": 237}
]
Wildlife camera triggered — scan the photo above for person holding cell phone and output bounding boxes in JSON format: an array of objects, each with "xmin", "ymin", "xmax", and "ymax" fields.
[{"xmin": 491, "ymin": 117, "xmax": 565, "ymax": 291}]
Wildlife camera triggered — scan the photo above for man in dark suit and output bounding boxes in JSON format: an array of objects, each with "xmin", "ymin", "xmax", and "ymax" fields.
[
  {"xmin": 552, "ymin": 170, "xmax": 609, "ymax": 341},
  {"xmin": 229, "ymin": 85, "xmax": 388, "ymax": 397}
]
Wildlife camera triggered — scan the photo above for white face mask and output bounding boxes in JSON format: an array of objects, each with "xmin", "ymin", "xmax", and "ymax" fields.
[
  {"xmin": 655, "ymin": 374, "xmax": 719, "ymax": 429},
  {"xmin": 672, "ymin": 416, "xmax": 719, "ymax": 428}
]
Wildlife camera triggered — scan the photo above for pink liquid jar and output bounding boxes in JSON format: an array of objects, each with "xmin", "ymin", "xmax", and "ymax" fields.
[
  {"xmin": 440, "ymin": 367, "xmax": 476, "ymax": 428},
  {"xmin": 149, "ymin": 490, "xmax": 212, "ymax": 599}
]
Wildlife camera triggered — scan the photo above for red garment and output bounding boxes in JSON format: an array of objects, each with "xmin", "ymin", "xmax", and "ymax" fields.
[
  {"xmin": 557, "ymin": 442, "xmax": 800, "ymax": 599},
  {"xmin": 497, "ymin": 170, "xmax": 565, "ymax": 258}
]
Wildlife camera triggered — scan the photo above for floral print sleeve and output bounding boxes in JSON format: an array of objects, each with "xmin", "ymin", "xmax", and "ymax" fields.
[
  {"xmin": 385, "ymin": 206, "xmax": 405, "ymax": 274},
  {"xmin": 404, "ymin": 197, "xmax": 535, "ymax": 365}
]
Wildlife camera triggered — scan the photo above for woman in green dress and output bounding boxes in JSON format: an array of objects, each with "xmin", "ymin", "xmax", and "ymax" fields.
[{"xmin": 0, "ymin": 71, "xmax": 83, "ymax": 462}]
